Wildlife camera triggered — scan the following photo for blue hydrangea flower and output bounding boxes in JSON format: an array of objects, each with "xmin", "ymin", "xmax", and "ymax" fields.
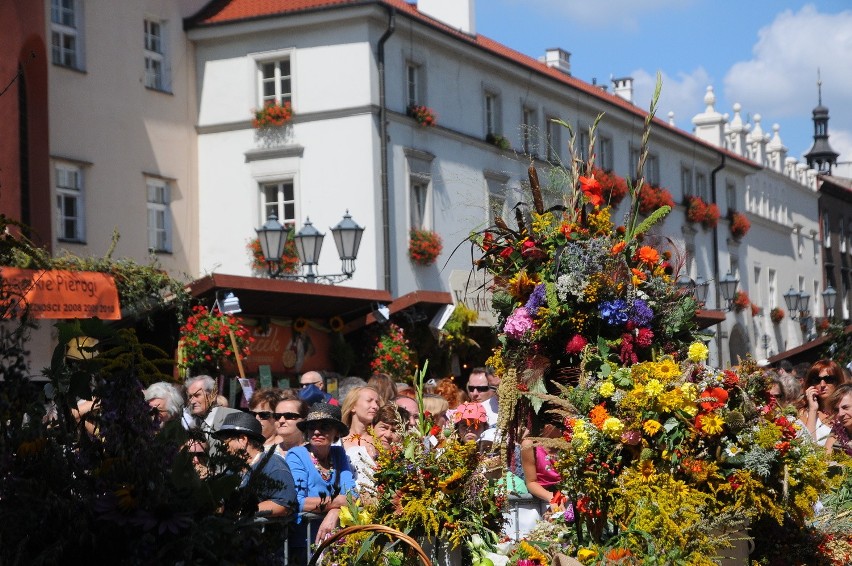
[
  {"xmin": 630, "ymin": 299, "xmax": 654, "ymax": 327},
  {"xmin": 599, "ymin": 299, "xmax": 629, "ymax": 326}
]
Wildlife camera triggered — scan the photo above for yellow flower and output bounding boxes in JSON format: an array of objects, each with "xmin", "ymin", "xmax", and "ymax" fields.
[
  {"xmin": 645, "ymin": 379, "xmax": 664, "ymax": 398},
  {"xmin": 680, "ymin": 382, "xmax": 698, "ymax": 401},
  {"xmin": 687, "ymin": 341, "xmax": 709, "ymax": 363},
  {"xmin": 599, "ymin": 381, "xmax": 616, "ymax": 398},
  {"xmin": 656, "ymin": 358, "xmax": 680, "ymax": 382},
  {"xmin": 700, "ymin": 413, "xmax": 725, "ymax": 435},
  {"xmin": 508, "ymin": 270, "xmax": 537, "ymax": 299},
  {"xmin": 602, "ymin": 417, "xmax": 624, "ymax": 439},
  {"xmin": 531, "ymin": 211, "xmax": 555, "ymax": 235},
  {"xmin": 577, "ymin": 548, "xmax": 598, "ymax": 563},
  {"xmin": 339, "ymin": 506, "xmax": 355, "ymax": 527},
  {"xmin": 643, "ymin": 419, "xmax": 662, "ymax": 436},
  {"xmin": 682, "ymin": 404, "xmax": 698, "ymax": 417}
]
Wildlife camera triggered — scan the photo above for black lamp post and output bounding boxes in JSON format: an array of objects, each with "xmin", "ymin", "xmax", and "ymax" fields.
[
  {"xmin": 719, "ymin": 271, "xmax": 739, "ymax": 311},
  {"xmin": 256, "ymin": 211, "xmax": 364, "ymax": 284},
  {"xmin": 676, "ymin": 275, "xmax": 710, "ymax": 306}
]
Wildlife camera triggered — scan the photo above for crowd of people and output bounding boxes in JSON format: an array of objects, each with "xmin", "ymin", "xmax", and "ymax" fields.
[{"xmin": 128, "ymin": 357, "xmax": 852, "ymax": 565}]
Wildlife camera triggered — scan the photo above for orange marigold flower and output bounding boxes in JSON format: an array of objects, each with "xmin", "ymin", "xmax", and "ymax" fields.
[
  {"xmin": 611, "ymin": 241, "xmax": 626, "ymax": 254},
  {"xmin": 579, "ymin": 175, "xmax": 604, "ymax": 207},
  {"xmin": 589, "ymin": 403, "xmax": 610, "ymax": 429},
  {"xmin": 637, "ymin": 245, "xmax": 660, "ymax": 265}
]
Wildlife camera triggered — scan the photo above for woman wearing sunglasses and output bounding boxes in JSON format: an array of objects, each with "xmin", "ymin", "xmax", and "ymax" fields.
[
  {"xmin": 248, "ymin": 388, "xmax": 285, "ymax": 456},
  {"xmin": 275, "ymin": 393, "xmax": 309, "ymax": 456},
  {"xmin": 797, "ymin": 359, "xmax": 848, "ymax": 446}
]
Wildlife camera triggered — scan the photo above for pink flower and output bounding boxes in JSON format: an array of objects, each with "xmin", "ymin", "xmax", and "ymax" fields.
[
  {"xmin": 503, "ymin": 308, "xmax": 535, "ymax": 340},
  {"xmin": 565, "ymin": 334, "xmax": 588, "ymax": 355}
]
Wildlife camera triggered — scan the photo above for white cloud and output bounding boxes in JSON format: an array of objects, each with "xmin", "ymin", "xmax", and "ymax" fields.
[
  {"xmin": 630, "ymin": 67, "xmax": 711, "ymax": 129},
  {"xmin": 723, "ymin": 5, "xmax": 852, "ymax": 156},
  {"xmin": 508, "ymin": 0, "xmax": 694, "ymax": 31}
]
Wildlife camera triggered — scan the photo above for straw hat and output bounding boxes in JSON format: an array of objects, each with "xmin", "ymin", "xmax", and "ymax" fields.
[{"xmin": 296, "ymin": 402, "xmax": 349, "ymax": 437}]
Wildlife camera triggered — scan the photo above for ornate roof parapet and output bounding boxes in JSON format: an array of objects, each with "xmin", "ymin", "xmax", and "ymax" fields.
[
  {"xmin": 746, "ymin": 114, "xmax": 768, "ymax": 166},
  {"xmin": 692, "ymin": 86, "xmax": 727, "ymax": 147},
  {"xmin": 726, "ymin": 102, "xmax": 748, "ymax": 156},
  {"xmin": 765, "ymin": 124, "xmax": 787, "ymax": 173}
]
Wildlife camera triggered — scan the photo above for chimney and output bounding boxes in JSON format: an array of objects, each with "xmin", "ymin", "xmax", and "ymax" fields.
[
  {"xmin": 417, "ymin": 0, "xmax": 476, "ymax": 35},
  {"xmin": 538, "ymin": 48, "xmax": 571, "ymax": 76},
  {"xmin": 612, "ymin": 77, "xmax": 633, "ymax": 103}
]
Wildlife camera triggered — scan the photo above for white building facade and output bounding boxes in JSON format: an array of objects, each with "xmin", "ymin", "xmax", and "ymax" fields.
[{"xmin": 47, "ymin": 0, "xmax": 825, "ymax": 367}]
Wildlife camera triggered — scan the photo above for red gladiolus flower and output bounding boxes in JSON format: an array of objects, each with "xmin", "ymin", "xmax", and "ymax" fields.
[{"xmin": 579, "ymin": 175, "xmax": 604, "ymax": 207}]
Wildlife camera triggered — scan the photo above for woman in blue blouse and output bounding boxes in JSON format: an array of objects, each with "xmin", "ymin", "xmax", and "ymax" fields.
[{"xmin": 285, "ymin": 402, "xmax": 356, "ymax": 563}]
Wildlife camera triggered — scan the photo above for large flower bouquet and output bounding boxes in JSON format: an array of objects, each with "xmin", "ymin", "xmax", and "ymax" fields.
[{"xmin": 179, "ymin": 305, "xmax": 253, "ymax": 372}]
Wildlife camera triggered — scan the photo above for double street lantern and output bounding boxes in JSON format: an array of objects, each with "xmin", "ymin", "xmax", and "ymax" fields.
[
  {"xmin": 256, "ymin": 211, "xmax": 365, "ymax": 284},
  {"xmin": 783, "ymin": 287, "xmax": 811, "ymax": 320},
  {"xmin": 719, "ymin": 271, "xmax": 739, "ymax": 311},
  {"xmin": 822, "ymin": 285, "xmax": 837, "ymax": 318},
  {"xmin": 676, "ymin": 275, "xmax": 710, "ymax": 306}
]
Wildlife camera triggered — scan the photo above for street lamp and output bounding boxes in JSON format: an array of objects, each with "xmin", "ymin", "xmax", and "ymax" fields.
[
  {"xmin": 783, "ymin": 287, "xmax": 811, "ymax": 320},
  {"xmin": 822, "ymin": 285, "xmax": 837, "ymax": 318},
  {"xmin": 676, "ymin": 275, "xmax": 710, "ymax": 306},
  {"xmin": 719, "ymin": 271, "xmax": 739, "ymax": 311},
  {"xmin": 256, "ymin": 211, "xmax": 365, "ymax": 284}
]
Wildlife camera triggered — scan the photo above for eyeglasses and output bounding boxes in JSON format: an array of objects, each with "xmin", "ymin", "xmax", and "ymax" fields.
[
  {"xmin": 300, "ymin": 381, "xmax": 322, "ymax": 388},
  {"xmin": 467, "ymin": 385, "xmax": 491, "ymax": 393},
  {"xmin": 274, "ymin": 412, "xmax": 302, "ymax": 421},
  {"xmin": 250, "ymin": 410, "xmax": 275, "ymax": 420},
  {"xmin": 810, "ymin": 374, "xmax": 839, "ymax": 385}
]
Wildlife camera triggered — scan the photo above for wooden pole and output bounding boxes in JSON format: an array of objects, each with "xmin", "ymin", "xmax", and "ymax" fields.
[{"xmin": 228, "ymin": 329, "xmax": 246, "ymax": 380}]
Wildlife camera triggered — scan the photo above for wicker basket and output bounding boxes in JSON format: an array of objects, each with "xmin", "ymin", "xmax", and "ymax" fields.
[{"xmin": 307, "ymin": 524, "xmax": 433, "ymax": 566}]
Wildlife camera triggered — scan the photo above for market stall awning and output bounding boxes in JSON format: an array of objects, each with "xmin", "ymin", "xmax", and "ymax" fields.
[
  {"xmin": 347, "ymin": 289, "xmax": 454, "ymax": 332},
  {"xmin": 768, "ymin": 324, "xmax": 852, "ymax": 365},
  {"xmin": 188, "ymin": 273, "xmax": 392, "ymax": 323},
  {"xmin": 695, "ymin": 309, "xmax": 726, "ymax": 330}
]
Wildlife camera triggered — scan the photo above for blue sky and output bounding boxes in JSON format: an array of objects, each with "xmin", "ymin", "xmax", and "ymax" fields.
[{"xmin": 476, "ymin": 1, "xmax": 852, "ymax": 172}]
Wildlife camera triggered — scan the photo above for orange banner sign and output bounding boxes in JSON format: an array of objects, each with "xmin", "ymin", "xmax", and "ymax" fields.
[{"xmin": 1, "ymin": 268, "xmax": 121, "ymax": 320}]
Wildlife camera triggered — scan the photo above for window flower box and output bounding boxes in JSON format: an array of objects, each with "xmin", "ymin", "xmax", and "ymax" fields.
[
  {"xmin": 485, "ymin": 132, "xmax": 511, "ymax": 150},
  {"xmin": 729, "ymin": 210, "xmax": 751, "ymax": 240},
  {"xmin": 591, "ymin": 167, "xmax": 629, "ymax": 207},
  {"xmin": 685, "ymin": 196, "xmax": 720, "ymax": 229},
  {"xmin": 407, "ymin": 104, "xmax": 437, "ymax": 127},
  {"xmin": 770, "ymin": 307, "xmax": 785, "ymax": 324},
  {"xmin": 408, "ymin": 228, "xmax": 443, "ymax": 266},
  {"xmin": 637, "ymin": 184, "xmax": 675, "ymax": 215},
  {"xmin": 732, "ymin": 290, "xmax": 750, "ymax": 313},
  {"xmin": 247, "ymin": 236, "xmax": 300, "ymax": 275},
  {"xmin": 251, "ymin": 101, "xmax": 293, "ymax": 128}
]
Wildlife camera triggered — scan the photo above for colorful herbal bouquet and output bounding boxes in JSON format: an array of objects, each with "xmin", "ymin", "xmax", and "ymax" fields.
[
  {"xmin": 544, "ymin": 354, "xmax": 837, "ymax": 564},
  {"xmin": 637, "ymin": 183, "xmax": 675, "ymax": 215},
  {"xmin": 179, "ymin": 305, "xmax": 253, "ymax": 371},
  {"xmin": 685, "ymin": 195, "xmax": 720, "ymax": 229},
  {"xmin": 251, "ymin": 100, "xmax": 293, "ymax": 128},
  {"xmin": 407, "ymin": 104, "xmax": 437, "ymax": 127},
  {"xmin": 729, "ymin": 210, "xmax": 751, "ymax": 239},
  {"xmin": 247, "ymin": 236, "xmax": 300, "ymax": 275},
  {"xmin": 370, "ymin": 323, "xmax": 415, "ymax": 379},
  {"xmin": 408, "ymin": 228, "xmax": 443, "ymax": 266}
]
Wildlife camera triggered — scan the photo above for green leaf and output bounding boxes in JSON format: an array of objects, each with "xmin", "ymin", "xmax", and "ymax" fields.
[
  {"xmin": 632, "ymin": 205, "xmax": 671, "ymax": 238},
  {"xmin": 527, "ymin": 376, "xmax": 548, "ymax": 413},
  {"xmin": 663, "ymin": 417, "xmax": 679, "ymax": 433}
]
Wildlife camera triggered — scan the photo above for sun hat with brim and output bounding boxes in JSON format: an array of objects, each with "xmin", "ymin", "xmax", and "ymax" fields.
[
  {"xmin": 212, "ymin": 411, "xmax": 266, "ymax": 445},
  {"xmin": 296, "ymin": 402, "xmax": 349, "ymax": 437},
  {"xmin": 453, "ymin": 402, "xmax": 488, "ymax": 425}
]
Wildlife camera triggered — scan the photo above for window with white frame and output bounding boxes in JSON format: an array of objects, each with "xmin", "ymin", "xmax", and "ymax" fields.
[
  {"xmin": 696, "ymin": 172, "xmax": 708, "ymax": 201},
  {"xmin": 259, "ymin": 59, "xmax": 292, "ymax": 105},
  {"xmin": 726, "ymin": 181, "xmax": 736, "ymax": 212},
  {"xmin": 407, "ymin": 153, "xmax": 433, "ymax": 229},
  {"xmin": 484, "ymin": 91, "xmax": 500, "ymax": 135},
  {"xmin": 411, "ymin": 179, "xmax": 429, "ymax": 229},
  {"xmin": 681, "ymin": 166, "xmax": 693, "ymax": 197},
  {"xmin": 55, "ymin": 163, "xmax": 84, "ymax": 242},
  {"xmin": 260, "ymin": 180, "xmax": 296, "ymax": 227},
  {"xmin": 51, "ymin": 0, "xmax": 82, "ymax": 68},
  {"xmin": 768, "ymin": 268, "xmax": 777, "ymax": 309},
  {"xmin": 522, "ymin": 107, "xmax": 536, "ymax": 155},
  {"xmin": 841, "ymin": 219, "xmax": 847, "ymax": 253},
  {"xmin": 753, "ymin": 266, "xmax": 762, "ymax": 307},
  {"xmin": 144, "ymin": 19, "xmax": 167, "ymax": 91},
  {"xmin": 823, "ymin": 213, "xmax": 831, "ymax": 248},
  {"xmin": 545, "ymin": 117, "xmax": 560, "ymax": 162},
  {"xmin": 486, "ymin": 175, "xmax": 508, "ymax": 225},
  {"xmin": 146, "ymin": 178, "xmax": 171, "ymax": 252},
  {"xmin": 406, "ymin": 62, "xmax": 420, "ymax": 108},
  {"xmin": 629, "ymin": 146, "xmax": 659, "ymax": 185},
  {"xmin": 578, "ymin": 129, "xmax": 590, "ymax": 162},
  {"xmin": 598, "ymin": 135, "xmax": 613, "ymax": 170}
]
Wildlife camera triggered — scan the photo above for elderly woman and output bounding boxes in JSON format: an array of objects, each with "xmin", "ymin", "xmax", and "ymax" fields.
[
  {"xmin": 372, "ymin": 404, "xmax": 405, "ymax": 451},
  {"xmin": 825, "ymin": 384, "xmax": 852, "ymax": 454},
  {"xmin": 143, "ymin": 382, "xmax": 184, "ymax": 425},
  {"xmin": 797, "ymin": 359, "xmax": 848, "ymax": 446},
  {"xmin": 285, "ymin": 403, "xmax": 356, "ymax": 559},
  {"xmin": 767, "ymin": 370, "xmax": 802, "ymax": 409}
]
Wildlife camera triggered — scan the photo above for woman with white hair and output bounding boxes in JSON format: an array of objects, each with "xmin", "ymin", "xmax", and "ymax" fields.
[{"xmin": 143, "ymin": 382, "xmax": 184, "ymax": 425}]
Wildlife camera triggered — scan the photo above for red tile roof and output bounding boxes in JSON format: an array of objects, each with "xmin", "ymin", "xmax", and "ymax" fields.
[{"xmin": 187, "ymin": 0, "xmax": 759, "ymax": 169}]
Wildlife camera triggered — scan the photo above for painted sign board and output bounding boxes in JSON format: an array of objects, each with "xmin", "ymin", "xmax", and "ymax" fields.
[
  {"xmin": 1, "ymin": 268, "xmax": 121, "ymax": 320},
  {"xmin": 447, "ymin": 269, "xmax": 497, "ymax": 327}
]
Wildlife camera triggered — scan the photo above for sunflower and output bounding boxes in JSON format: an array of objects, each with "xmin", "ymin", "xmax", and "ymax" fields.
[{"xmin": 293, "ymin": 317, "xmax": 308, "ymax": 332}]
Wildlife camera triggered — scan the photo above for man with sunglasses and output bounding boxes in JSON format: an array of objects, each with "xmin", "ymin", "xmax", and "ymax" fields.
[
  {"xmin": 298, "ymin": 370, "xmax": 340, "ymax": 407},
  {"xmin": 467, "ymin": 367, "xmax": 499, "ymax": 428}
]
